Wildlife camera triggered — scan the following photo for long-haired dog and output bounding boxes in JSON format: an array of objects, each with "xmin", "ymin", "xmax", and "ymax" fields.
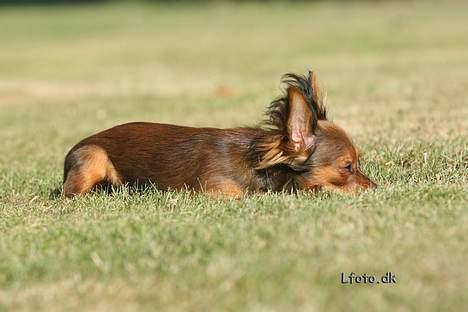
[{"xmin": 63, "ymin": 71, "xmax": 376, "ymax": 198}]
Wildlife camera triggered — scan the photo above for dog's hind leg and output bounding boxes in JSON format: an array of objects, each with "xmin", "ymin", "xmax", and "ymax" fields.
[{"xmin": 63, "ymin": 145, "xmax": 122, "ymax": 198}]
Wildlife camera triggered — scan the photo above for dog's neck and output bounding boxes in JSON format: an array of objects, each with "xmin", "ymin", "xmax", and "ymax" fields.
[
  {"xmin": 224, "ymin": 128, "xmax": 307, "ymax": 193},
  {"xmin": 254, "ymin": 165, "xmax": 305, "ymax": 192}
]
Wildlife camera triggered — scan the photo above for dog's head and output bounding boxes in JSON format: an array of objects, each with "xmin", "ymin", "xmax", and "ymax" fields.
[{"xmin": 256, "ymin": 71, "xmax": 376, "ymax": 193}]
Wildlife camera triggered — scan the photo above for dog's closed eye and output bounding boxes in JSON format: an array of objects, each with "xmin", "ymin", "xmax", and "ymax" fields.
[{"xmin": 344, "ymin": 163, "xmax": 353, "ymax": 173}]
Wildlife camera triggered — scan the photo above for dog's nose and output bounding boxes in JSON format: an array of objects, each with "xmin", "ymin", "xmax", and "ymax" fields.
[{"xmin": 358, "ymin": 171, "xmax": 377, "ymax": 191}]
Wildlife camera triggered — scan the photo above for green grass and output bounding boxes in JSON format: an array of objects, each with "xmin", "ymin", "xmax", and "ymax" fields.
[{"xmin": 0, "ymin": 1, "xmax": 467, "ymax": 311}]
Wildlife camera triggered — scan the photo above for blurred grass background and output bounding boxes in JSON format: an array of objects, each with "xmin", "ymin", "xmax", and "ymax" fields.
[{"xmin": 0, "ymin": 1, "xmax": 467, "ymax": 311}]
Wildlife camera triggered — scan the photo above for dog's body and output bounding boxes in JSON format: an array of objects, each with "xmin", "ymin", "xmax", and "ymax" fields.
[
  {"xmin": 63, "ymin": 71, "xmax": 376, "ymax": 198},
  {"xmin": 64, "ymin": 124, "xmax": 273, "ymax": 197}
]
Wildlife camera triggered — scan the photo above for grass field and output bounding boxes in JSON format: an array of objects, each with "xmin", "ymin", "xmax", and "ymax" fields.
[{"xmin": 0, "ymin": 1, "xmax": 467, "ymax": 311}]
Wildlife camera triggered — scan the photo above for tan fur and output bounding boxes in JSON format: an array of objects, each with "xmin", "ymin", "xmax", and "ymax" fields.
[
  {"xmin": 309, "ymin": 71, "xmax": 322, "ymax": 104},
  {"xmin": 255, "ymin": 137, "xmax": 286, "ymax": 169},
  {"xmin": 64, "ymin": 145, "xmax": 122, "ymax": 198},
  {"xmin": 307, "ymin": 166, "xmax": 344, "ymax": 189},
  {"xmin": 205, "ymin": 179, "xmax": 243, "ymax": 199}
]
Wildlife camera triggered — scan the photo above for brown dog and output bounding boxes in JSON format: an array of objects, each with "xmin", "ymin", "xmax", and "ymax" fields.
[{"xmin": 63, "ymin": 71, "xmax": 376, "ymax": 198}]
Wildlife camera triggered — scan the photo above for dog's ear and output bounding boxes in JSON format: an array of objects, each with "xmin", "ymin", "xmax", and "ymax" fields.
[
  {"xmin": 308, "ymin": 70, "xmax": 327, "ymax": 120},
  {"xmin": 254, "ymin": 74, "xmax": 320, "ymax": 170},
  {"xmin": 309, "ymin": 70, "xmax": 322, "ymax": 104},
  {"xmin": 284, "ymin": 86, "xmax": 316, "ymax": 162}
]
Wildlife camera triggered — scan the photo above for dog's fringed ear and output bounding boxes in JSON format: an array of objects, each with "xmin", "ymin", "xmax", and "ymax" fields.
[
  {"xmin": 308, "ymin": 70, "xmax": 327, "ymax": 120},
  {"xmin": 285, "ymin": 86, "xmax": 316, "ymax": 164},
  {"xmin": 254, "ymin": 72, "xmax": 321, "ymax": 171},
  {"xmin": 309, "ymin": 70, "xmax": 321, "ymax": 104}
]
